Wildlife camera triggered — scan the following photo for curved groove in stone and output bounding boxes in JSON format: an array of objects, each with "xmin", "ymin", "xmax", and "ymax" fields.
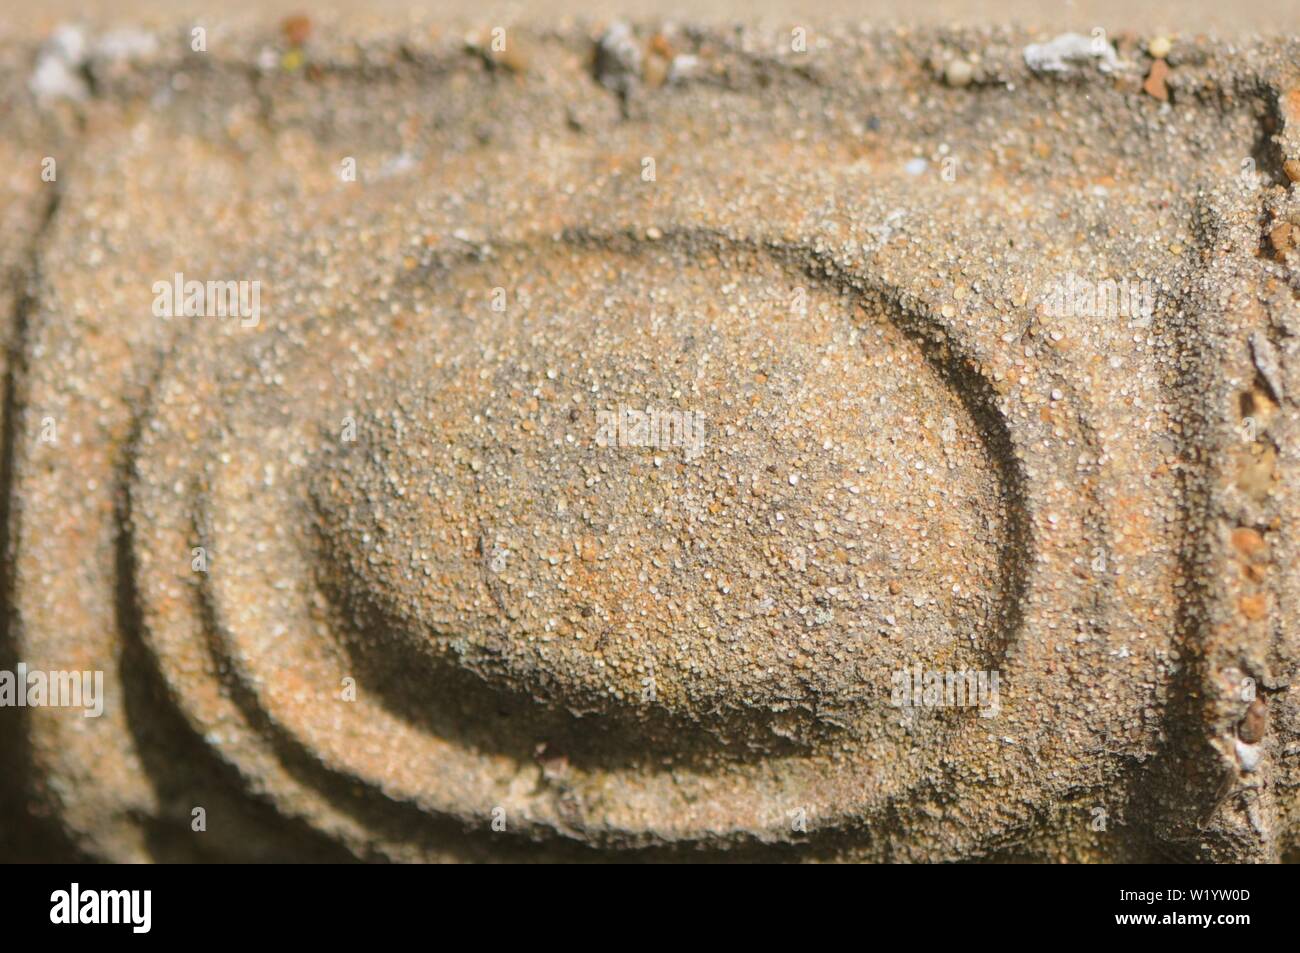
[{"xmin": 125, "ymin": 231, "xmax": 1040, "ymax": 848}]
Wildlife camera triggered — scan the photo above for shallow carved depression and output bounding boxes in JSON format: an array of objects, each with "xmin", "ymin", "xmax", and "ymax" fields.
[{"xmin": 129, "ymin": 238, "xmax": 1019, "ymax": 843}]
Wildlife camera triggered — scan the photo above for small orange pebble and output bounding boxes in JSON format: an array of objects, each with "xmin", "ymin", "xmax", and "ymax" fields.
[
  {"xmin": 281, "ymin": 14, "xmax": 312, "ymax": 48},
  {"xmin": 1230, "ymin": 526, "xmax": 1267, "ymax": 559},
  {"xmin": 1238, "ymin": 593, "xmax": 1268, "ymax": 621},
  {"xmin": 1143, "ymin": 59, "xmax": 1169, "ymax": 101},
  {"xmin": 1239, "ymin": 696, "xmax": 1267, "ymax": 744},
  {"xmin": 1270, "ymin": 221, "xmax": 1295, "ymax": 259}
]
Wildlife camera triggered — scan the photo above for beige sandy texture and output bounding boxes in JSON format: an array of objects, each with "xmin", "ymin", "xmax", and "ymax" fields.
[{"xmin": 1, "ymin": 15, "xmax": 1299, "ymax": 861}]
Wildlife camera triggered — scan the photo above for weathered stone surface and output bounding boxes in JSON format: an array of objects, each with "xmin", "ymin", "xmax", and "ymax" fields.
[{"xmin": 2, "ymin": 18, "xmax": 1300, "ymax": 862}]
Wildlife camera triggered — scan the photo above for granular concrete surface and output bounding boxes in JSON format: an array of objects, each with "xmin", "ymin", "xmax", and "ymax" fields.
[{"xmin": 2, "ymin": 3, "xmax": 1300, "ymax": 863}]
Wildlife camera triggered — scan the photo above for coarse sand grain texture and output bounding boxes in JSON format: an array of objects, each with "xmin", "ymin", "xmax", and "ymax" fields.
[{"xmin": 2, "ymin": 8, "xmax": 1300, "ymax": 862}]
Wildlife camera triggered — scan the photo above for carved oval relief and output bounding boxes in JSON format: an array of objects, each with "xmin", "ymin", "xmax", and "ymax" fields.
[{"xmin": 127, "ymin": 235, "xmax": 1024, "ymax": 848}]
